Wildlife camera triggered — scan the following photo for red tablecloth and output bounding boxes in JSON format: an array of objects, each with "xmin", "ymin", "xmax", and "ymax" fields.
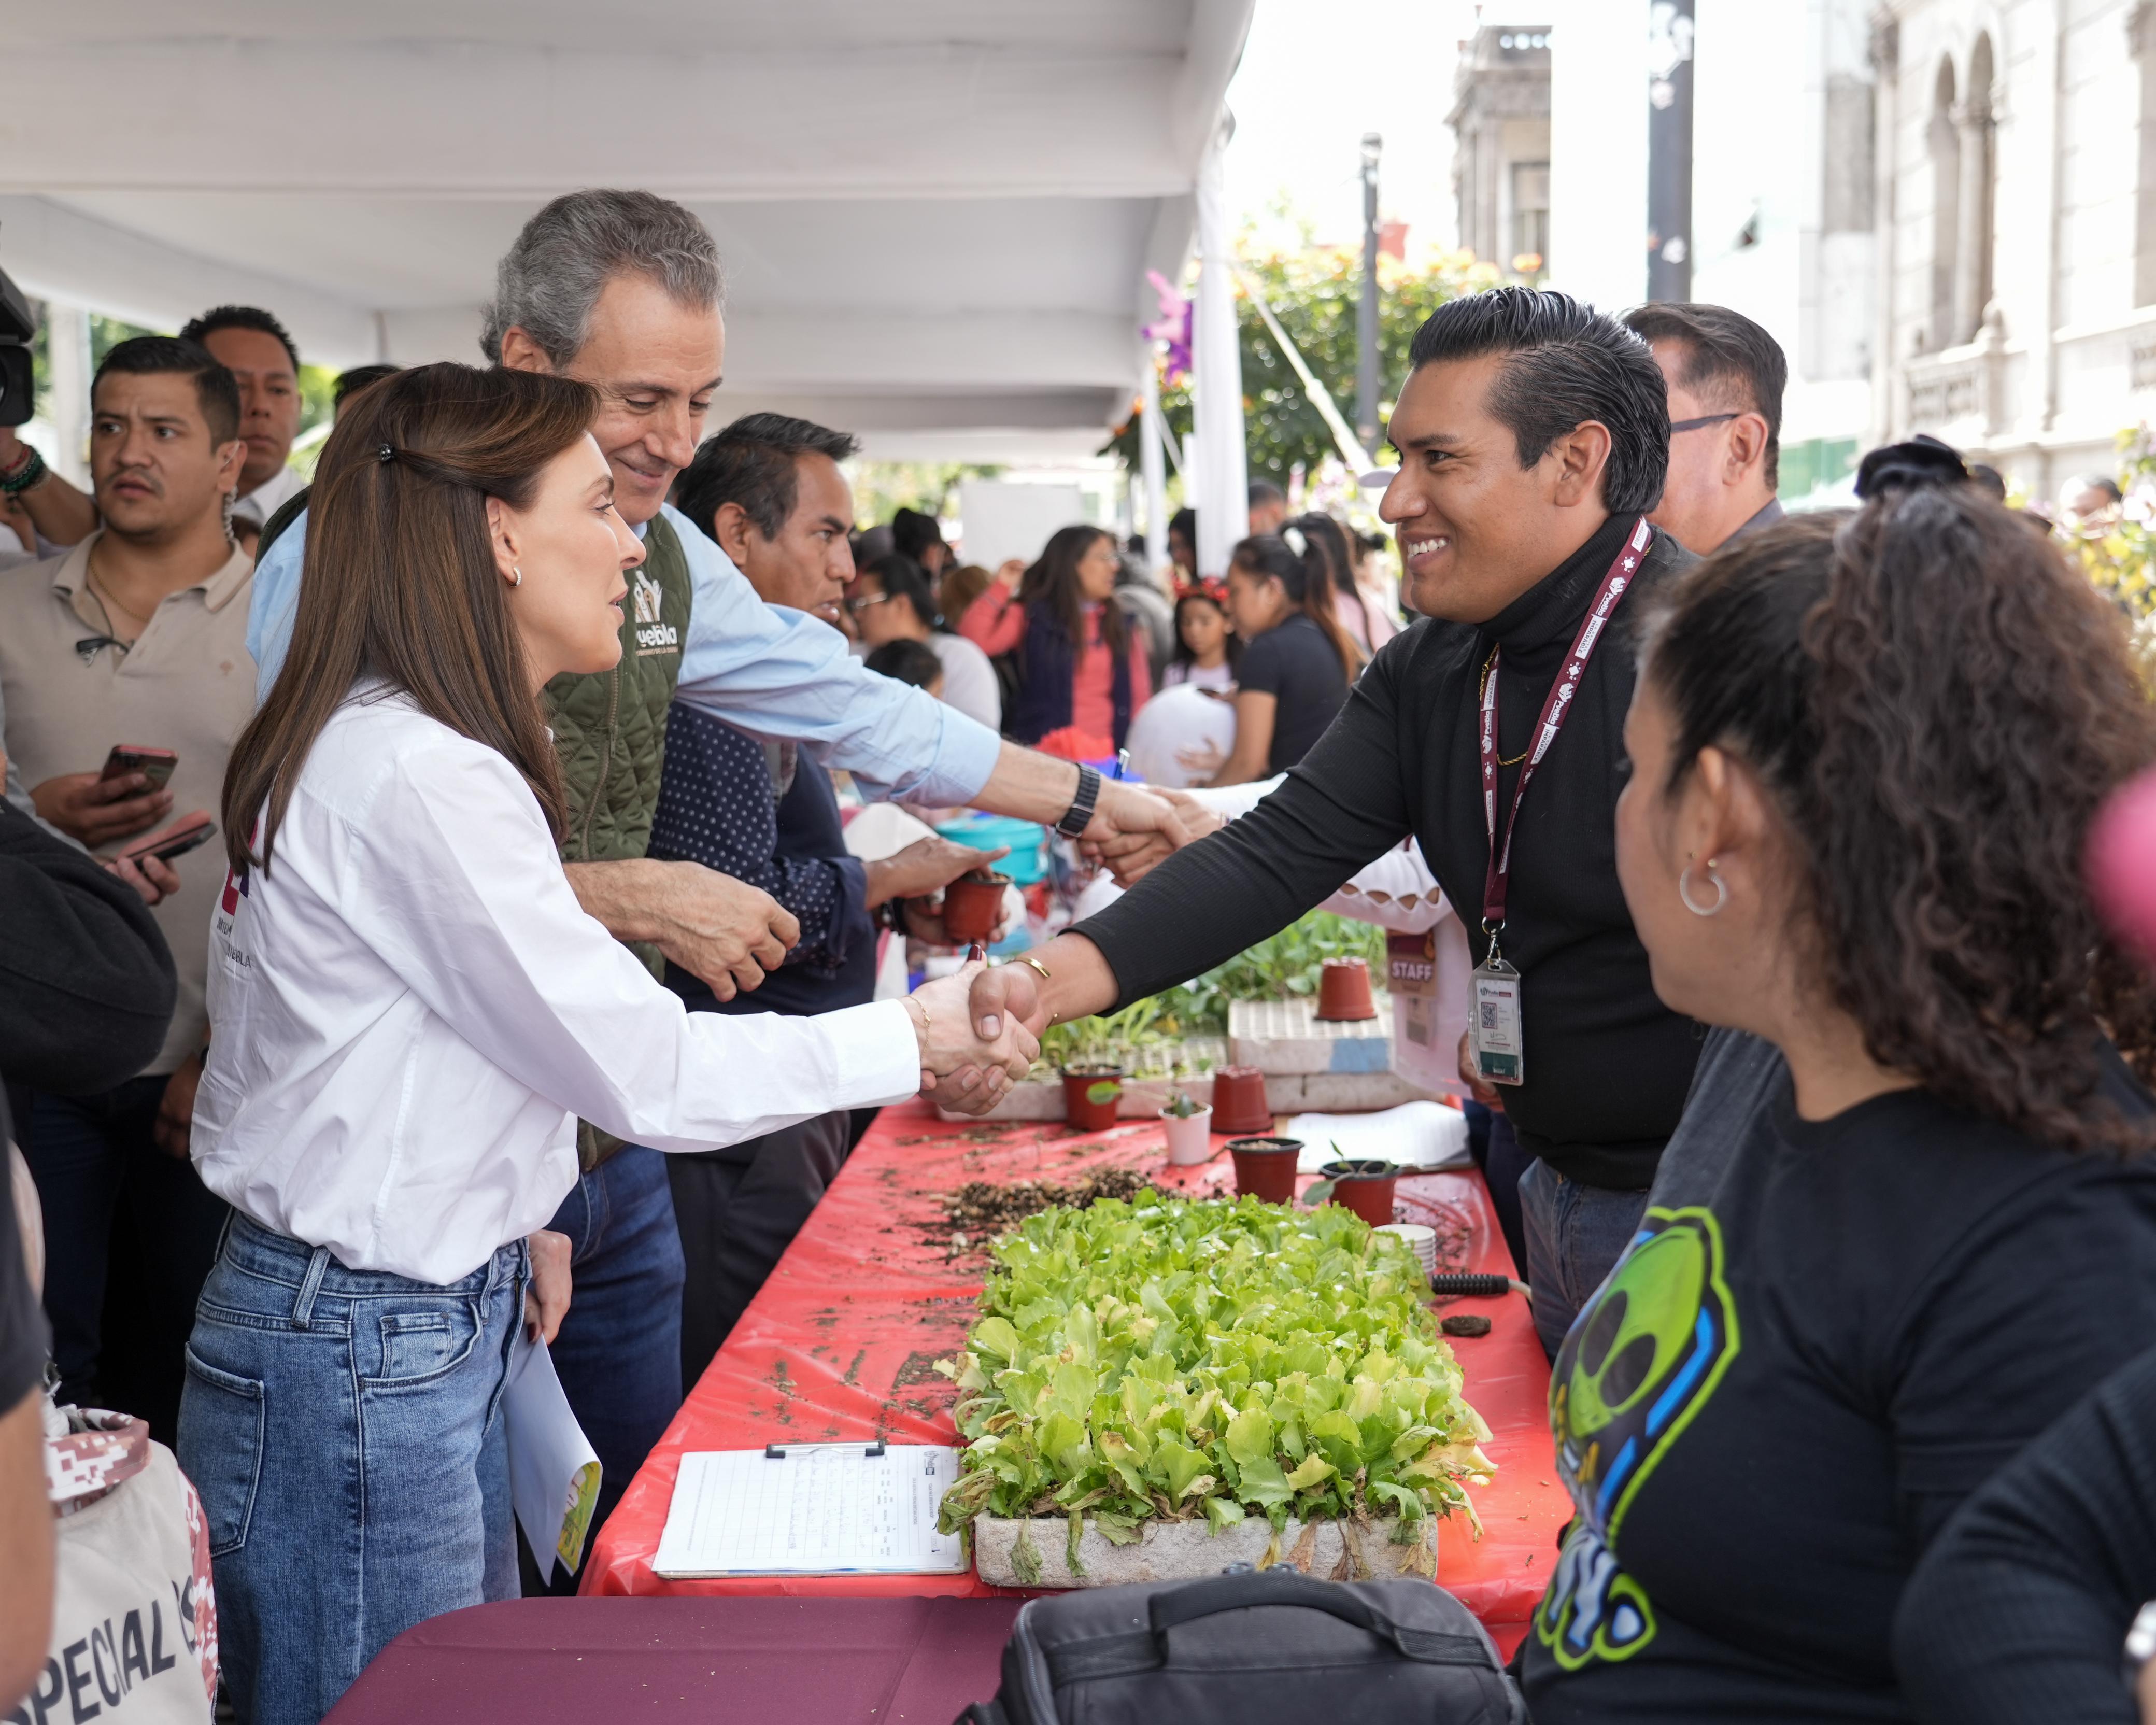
[
  {"xmin": 585, "ymin": 1101, "xmax": 1568, "ymax": 1655},
  {"xmin": 324, "ymin": 1596, "xmax": 1022, "ymax": 1723}
]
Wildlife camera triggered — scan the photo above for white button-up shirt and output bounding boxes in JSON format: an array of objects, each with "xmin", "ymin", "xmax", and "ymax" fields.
[{"xmin": 193, "ymin": 685, "xmax": 921, "ymax": 1284}]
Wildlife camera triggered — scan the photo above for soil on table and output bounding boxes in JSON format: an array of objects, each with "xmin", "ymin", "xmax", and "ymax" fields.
[{"xmin": 933, "ymin": 1167, "xmax": 1168, "ymax": 1256}]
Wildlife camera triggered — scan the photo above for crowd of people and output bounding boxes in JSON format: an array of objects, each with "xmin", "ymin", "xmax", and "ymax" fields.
[{"xmin": 5, "ymin": 181, "xmax": 2156, "ymax": 1725}]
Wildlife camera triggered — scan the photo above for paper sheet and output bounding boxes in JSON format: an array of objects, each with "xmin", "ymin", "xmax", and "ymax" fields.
[
  {"xmin": 504, "ymin": 1331, "xmax": 602, "ymax": 1580},
  {"xmin": 655, "ymin": 1445, "xmax": 968, "ymax": 1578},
  {"xmin": 1285, "ymin": 1100, "xmax": 1474, "ymax": 1172}
]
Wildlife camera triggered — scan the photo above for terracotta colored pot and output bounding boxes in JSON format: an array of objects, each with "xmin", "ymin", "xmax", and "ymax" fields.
[
  {"xmin": 1209, "ymin": 1065, "xmax": 1273, "ymax": 1137},
  {"xmin": 1061, "ymin": 1066, "xmax": 1125, "ymax": 1132},
  {"xmin": 1314, "ymin": 956, "xmax": 1379, "ymax": 1021},
  {"xmin": 1228, "ymin": 1136, "xmax": 1304, "ymax": 1205},
  {"xmin": 1160, "ymin": 1105, "xmax": 1216, "ymax": 1166},
  {"xmin": 939, "ymin": 871, "xmax": 1011, "ymax": 945},
  {"xmin": 1315, "ymin": 1157, "xmax": 1401, "ymax": 1227}
]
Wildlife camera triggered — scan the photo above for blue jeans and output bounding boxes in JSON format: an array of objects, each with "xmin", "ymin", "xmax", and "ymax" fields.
[
  {"xmin": 177, "ymin": 1215, "xmax": 524, "ymax": 1725},
  {"xmin": 25, "ymin": 1076, "xmax": 231, "ymax": 1442},
  {"xmin": 541, "ymin": 1144, "xmax": 686, "ymax": 1582},
  {"xmin": 1518, "ymin": 1159, "xmax": 1650, "ymax": 1362}
]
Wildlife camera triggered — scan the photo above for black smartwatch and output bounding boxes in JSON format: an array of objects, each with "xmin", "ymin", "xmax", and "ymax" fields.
[{"xmin": 1055, "ymin": 763, "xmax": 1102, "ymax": 839}]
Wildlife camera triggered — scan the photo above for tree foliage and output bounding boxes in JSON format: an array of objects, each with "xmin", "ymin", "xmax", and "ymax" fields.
[{"xmin": 1105, "ymin": 241, "xmax": 1503, "ymax": 486}]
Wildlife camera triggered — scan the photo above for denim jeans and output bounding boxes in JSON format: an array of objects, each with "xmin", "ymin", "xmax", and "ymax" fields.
[
  {"xmin": 177, "ymin": 1214, "xmax": 524, "ymax": 1725},
  {"xmin": 26, "ymin": 1076, "xmax": 231, "ymax": 1442},
  {"xmin": 540, "ymin": 1144, "xmax": 686, "ymax": 1581},
  {"xmin": 1518, "ymin": 1159, "xmax": 1650, "ymax": 1361}
]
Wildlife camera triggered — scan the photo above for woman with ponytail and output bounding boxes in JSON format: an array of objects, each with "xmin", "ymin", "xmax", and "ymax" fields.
[
  {"xmin": 1521, "ymin": 449, "xmax": 2156, "ymax": 1720},
  {"xmin": 1197, "ymin": 529, "xmax": 1357, "ymax": 785},
  {"xmin": 183, "ymin": 364, "xmax": 1035, "ymax": 1725},
  {"xmin": 1293, "ymin": 509, "xmax": 1398, "ymax": 655}
]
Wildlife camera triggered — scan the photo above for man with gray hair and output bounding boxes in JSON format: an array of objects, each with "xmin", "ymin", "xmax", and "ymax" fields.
[{"xmin": 247, "ymin": 189, "xmax": 1191, "ymax": 1572}]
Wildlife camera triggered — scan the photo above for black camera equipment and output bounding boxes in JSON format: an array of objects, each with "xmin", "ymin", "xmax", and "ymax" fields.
[{"xmin": 0, "ymin": 263, "xmax": 36, "ymax": 427}]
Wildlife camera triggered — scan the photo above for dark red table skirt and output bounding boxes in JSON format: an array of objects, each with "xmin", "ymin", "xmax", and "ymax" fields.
[{"xmin": 323, "ymin": 1596, "xmax": 1022, "ymax": 1723}]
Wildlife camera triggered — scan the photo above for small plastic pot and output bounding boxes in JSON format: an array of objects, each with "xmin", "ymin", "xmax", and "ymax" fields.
[
  {"xmin": 1209, "ymin": 1065, "xmax": 1274, "ymax": 1137},
  {"xmin": 1314, "ymin": 956, "xmax": 1379, "ymax": 1021},
  {"xmin": 1160, "ymin": 1104, "xmax": 1215, "ymax": 1166},
  {"xmin": 1061, "ymin": 1066, "xmax": 1125, "ymax": 1132},
  {"xmin": 1228, "ymin": 1136, "xmax": 1304, "ymax": 1205},
  {"xmin": 1309, "ymin": 1157, "xmax": 1402, "ymax": 1227},
  {"xmin": 939, "ymin": 871, "xmax": 1011, "ymax": 945}
]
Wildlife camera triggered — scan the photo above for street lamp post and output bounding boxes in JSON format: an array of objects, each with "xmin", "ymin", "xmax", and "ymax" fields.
[
  {"xmin": 1646, "ymin": 1, "xmax": 1696, "ymax": 302},
  {"xmin": 1358, "ymin": 132, "xmax": 1383, "ymax": 457}
]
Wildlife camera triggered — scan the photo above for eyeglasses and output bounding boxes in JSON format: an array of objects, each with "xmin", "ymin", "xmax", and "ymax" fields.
[
  {"xmin": 843, "ymin": 591, "xmax": 894, "ymax": 616},
  {"xmin": 1669, "ymin": 413, "xmax": 1740, "ymax": 435}
]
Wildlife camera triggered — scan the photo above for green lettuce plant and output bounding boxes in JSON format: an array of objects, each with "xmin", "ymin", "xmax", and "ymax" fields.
[{"xmin": 935, "ymin": 1192, "xmax": 1492, "ymax": 1565}]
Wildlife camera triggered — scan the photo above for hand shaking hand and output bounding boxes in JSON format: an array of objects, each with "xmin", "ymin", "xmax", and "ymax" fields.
[{"xmin": 904, "ymin": 960, "xmax": 1040, "ymax": 1114}]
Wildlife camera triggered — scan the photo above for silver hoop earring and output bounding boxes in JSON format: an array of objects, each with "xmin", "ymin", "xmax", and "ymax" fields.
[
  {"xmin": 1678, "ymin": 858, "xmax": 1727, "ymax": 917},
  {"xmin": 509, "ymin": 567, "xmax": 523, "ymax": 588}
]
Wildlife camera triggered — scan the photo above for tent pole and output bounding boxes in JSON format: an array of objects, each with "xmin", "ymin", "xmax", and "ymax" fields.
[
  {"xmin": 1191, "ymin": 114, "xmax": 1247, "ymax": 580},
  {"xmin": 1140, "ymin": 339, "xmax": 1169, "ymax": 578}
]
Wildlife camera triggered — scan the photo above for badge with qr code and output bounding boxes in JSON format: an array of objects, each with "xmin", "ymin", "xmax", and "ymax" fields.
[{"xmin": 1471, "ymin": 955, "xmax": 1524, "ymax": 1085}]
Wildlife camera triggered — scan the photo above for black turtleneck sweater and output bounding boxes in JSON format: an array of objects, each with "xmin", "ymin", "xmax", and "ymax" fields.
[{"xmin": 1074, "ymin": 512, "xmax": 1699, "ymax": 1189}]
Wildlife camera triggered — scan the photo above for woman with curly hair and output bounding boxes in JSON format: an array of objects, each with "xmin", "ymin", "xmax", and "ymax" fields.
[{"xmin": 1523, "ymin": 449, "xmax": 2156, "ymax": 1721}]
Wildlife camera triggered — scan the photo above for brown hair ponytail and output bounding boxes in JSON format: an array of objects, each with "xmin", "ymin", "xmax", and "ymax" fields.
[
  {"xmin": 223, "ymin": 362, "xmax": 598, "ymax": 874},
  {"xmin": 1231, "ymin": 531, "xmax": 1363, "ymax": 681},
  {"xmin": 1642, "ymin": 482, "xmax": 2156, "ymax": 1151}
]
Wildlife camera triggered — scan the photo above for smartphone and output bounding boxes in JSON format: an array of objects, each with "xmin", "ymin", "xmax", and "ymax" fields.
[
  {"xmin": 119, "ymin": 812, "xmax": 216, "ymax": 866},
  {"xmin": 100, "ymin": 746, "xmax": 178, "ymax": 791}
]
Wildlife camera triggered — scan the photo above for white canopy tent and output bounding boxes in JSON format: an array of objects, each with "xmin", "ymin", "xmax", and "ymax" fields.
[{"xmin": 1, "ymin": 0, "xmax": 1253, "ymax": 466}]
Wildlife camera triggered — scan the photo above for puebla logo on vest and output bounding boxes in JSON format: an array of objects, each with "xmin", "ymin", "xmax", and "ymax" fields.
[{"xmin": 630, "ymin": 570, "xmax": 678, "ymax": 657}]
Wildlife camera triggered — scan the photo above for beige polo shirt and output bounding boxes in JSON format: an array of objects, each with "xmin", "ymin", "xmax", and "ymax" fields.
[{"xmin": 0, "ymin": 533, "xmax": 256, "ymax": 1076}]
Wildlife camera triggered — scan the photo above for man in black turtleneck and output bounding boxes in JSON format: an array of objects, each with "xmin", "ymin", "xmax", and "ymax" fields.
[{"xmin": 971, "ymin": 289, "xmax": 1696, "ymax": 1356}]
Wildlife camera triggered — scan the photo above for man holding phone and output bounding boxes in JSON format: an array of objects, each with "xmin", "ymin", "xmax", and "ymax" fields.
[{"xmin": 0, "ymin": 334, "xmax": 256, "ymax": 1442}]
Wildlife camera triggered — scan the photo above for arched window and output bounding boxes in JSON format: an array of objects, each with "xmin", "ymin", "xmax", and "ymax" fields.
[
  {"xmin": 1954, "ymin": 34, "xmax": 1997, "ymax": 344},
  {"xmin": 1928, "ymin": 58, "xmax": 1960, "ymax": 351}
]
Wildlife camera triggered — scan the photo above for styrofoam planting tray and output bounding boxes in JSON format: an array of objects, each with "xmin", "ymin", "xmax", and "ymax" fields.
[{"xmin": 974, "ymin": 1512, "xmax": 1437, "ymax": 1588}]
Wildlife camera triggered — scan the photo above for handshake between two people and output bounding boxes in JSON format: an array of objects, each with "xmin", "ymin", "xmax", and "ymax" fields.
[{"xmin": 903, "ymin": 959, "xmax": 1040, "ymax": 1114}]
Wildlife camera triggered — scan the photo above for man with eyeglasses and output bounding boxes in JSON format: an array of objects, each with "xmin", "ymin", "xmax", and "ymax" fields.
[{"xmin": 1622, "ymin": 302, "xmax": 1787, "ymax": 556}]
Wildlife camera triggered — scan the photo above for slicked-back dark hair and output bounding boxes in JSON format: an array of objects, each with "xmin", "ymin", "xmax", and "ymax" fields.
[
  {"xmin": 1405, "ymin": 287, "xmax": 1668, "ymax": 515},
  {"xmin": 179, "ymin": 304, "xmax": 301, "ymax": 374},
  {"xmin": 93, "ymin": 336, "xmax": 242, "ymax": 445},
  {"xmin": 1622, "ymin": 301, "xmax": 1788, "ymax": 488},
  {"xmin": 674, "ymin": 412, "xmax": 860, "ymax": 542}
]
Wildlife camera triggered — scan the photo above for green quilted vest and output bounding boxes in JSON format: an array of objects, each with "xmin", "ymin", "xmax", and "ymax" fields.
[{"xmin": 545, "ymin": 511, "xmax": 693, "ymax": 1170}]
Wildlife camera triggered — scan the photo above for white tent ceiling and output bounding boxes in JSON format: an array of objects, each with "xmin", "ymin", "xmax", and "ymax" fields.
[{"xmin": 0, "ymin": 0, "xmax": 1253, "ymax": 460}]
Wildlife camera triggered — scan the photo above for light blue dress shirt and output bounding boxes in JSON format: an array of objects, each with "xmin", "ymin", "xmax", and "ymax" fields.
[{"xmin": 247, "ymin": 501, "xmax": 1003, "ymax": 804}]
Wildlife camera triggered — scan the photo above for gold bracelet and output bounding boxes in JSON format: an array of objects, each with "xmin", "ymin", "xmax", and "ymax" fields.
[
  {"xmin": 1019, "ymin": 956, "xmax": 1052, "ymax": 983},
  {"xmin": 906, "ymin": 997, "xmax": 930, "ymax": 1034}
]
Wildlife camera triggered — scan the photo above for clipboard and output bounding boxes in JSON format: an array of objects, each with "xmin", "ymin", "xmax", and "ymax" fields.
[{"xmin": 653, "ymin": 1443, "xmax": 967, "ymax": 1578}]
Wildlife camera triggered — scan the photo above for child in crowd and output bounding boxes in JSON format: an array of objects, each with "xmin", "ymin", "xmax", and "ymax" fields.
[
  {"xmin": 1162, "ymin": 578, "xmax": 1240, "ymax": 691},
  {"xmin": 865, "ymin": 637, "xmax": 944, "ymax": 699}
]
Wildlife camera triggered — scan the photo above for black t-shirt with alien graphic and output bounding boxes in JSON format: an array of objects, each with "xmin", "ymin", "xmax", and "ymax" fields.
[{"xmin": 1520, "ymin": 1028, "xmax": 2156, "ymax": 1723}]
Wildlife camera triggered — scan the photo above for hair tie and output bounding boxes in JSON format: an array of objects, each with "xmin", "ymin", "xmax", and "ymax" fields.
[
  {"xmin": 377, "ymin": 444, "xmax": 395, "ymax": 464},
  {"xmin": 1282, "ymin": 524, "xmax": 1309, "ymax": 558}
]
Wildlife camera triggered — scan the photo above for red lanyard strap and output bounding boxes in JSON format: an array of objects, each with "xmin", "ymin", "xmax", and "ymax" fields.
[{"xmin": 1479, "ymin": 516, "xmax": 1652, "ymax": 931}]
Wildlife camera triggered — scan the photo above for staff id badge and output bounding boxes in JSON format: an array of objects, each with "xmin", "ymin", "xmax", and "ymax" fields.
[{"xmin": 1471, "ymin": 954, "xmax": 1524, "ymax": 1085}]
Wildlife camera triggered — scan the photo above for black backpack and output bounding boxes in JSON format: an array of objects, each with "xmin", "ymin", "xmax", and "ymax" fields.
[{"xmin": 954, "ymin": 1570, "xmax": 1524, "ymax": 1725}]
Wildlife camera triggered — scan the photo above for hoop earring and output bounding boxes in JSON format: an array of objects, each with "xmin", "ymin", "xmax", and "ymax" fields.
[
  {"xmin": 1678, "ymin": 857, "xmax": 1727, "ymax": 917},
  {"xmin": 509, "ymin": 567, "xmax": 523, "ymax": 588}
]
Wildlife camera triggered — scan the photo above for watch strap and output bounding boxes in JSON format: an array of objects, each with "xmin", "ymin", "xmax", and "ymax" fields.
[{"xmin": 1055, "ymin": 763, "xmax": 1102, "ymax": 839}]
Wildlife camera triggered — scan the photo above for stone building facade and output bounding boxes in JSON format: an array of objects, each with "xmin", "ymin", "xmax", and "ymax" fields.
[
  {"xmin": 1879, "ymin": 1, "xmax": 2156, "ymax": 498},
  {"xmin": 1450, "ymin": 25, "xmax": 1553, "ymax": 279}
]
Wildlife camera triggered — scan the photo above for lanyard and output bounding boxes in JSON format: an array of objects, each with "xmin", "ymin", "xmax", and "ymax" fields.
[{"xmin": 1479, "ymin": 516, "xmax": 1652, "ymax": 938}]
